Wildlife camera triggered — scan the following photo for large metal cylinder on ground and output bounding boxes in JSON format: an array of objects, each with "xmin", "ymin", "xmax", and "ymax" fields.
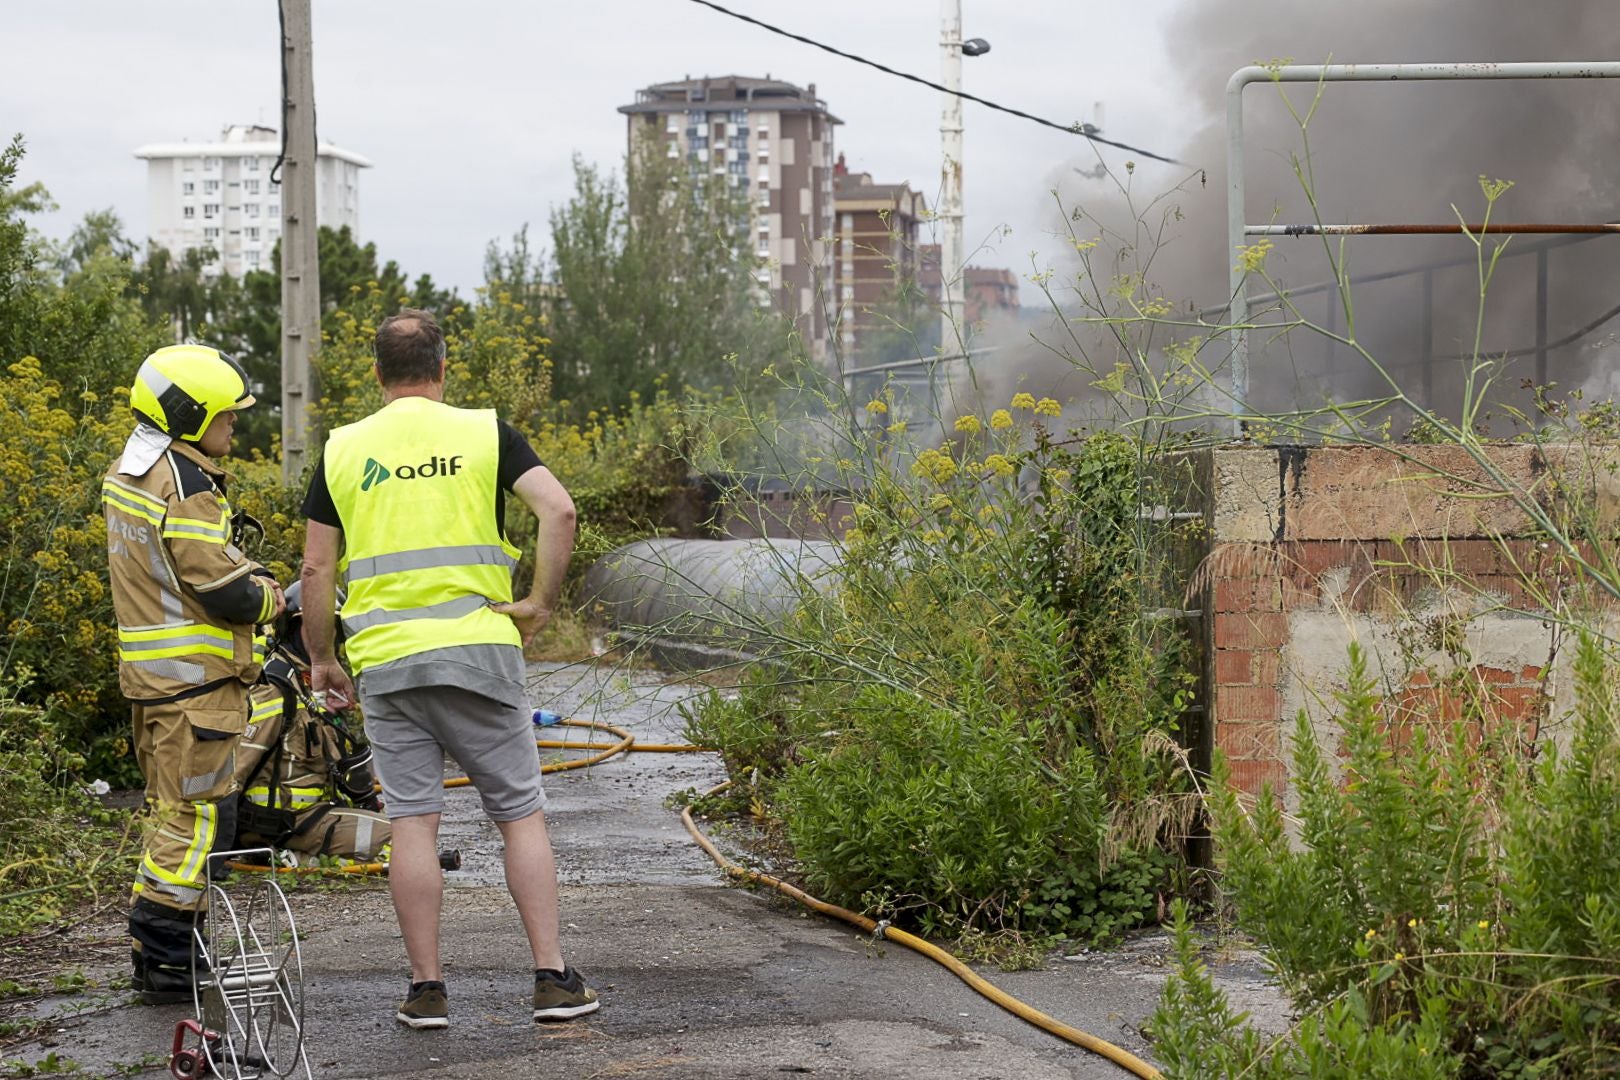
[{"xmin": 582, "ymin": 538, "xmax": 842, "ymax": 667}]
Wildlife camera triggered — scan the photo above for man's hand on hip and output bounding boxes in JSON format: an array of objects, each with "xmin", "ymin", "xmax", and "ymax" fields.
[{"xmin": 490, "ymin": 596, "xmax": 552, "ymax": 648}]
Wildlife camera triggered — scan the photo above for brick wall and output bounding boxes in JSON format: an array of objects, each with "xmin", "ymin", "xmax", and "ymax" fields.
[{"xmin": 1202, "ymin": 445, "xmax": 1616, "ymax": 804}]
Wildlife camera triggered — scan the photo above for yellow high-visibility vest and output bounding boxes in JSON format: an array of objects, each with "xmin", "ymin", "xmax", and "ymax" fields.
[{"xmin": 324, "ymin": 397, "xmax": 521, "ymax": 673}]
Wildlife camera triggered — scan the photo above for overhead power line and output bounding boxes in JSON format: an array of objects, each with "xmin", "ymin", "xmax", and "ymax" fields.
[{"xmin": 681, "ymin": 0, "xmax": 1182, "ymax": 166}]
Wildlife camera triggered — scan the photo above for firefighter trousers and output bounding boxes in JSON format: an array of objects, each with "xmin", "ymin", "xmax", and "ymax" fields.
[
  {"xmin": 129, "ymin": 686, "xmax": 248, "ymax": 971},
  {"xmin": 238, "ymin": 802, "xmax": 392, "ymax": 863}
]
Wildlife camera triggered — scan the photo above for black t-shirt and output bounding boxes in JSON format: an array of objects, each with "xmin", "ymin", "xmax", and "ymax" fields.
[{"xmin": 301, "ymin": 419, "xmax": 544, "ymax": 530}]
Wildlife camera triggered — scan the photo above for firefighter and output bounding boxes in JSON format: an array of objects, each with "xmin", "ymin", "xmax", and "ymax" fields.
[
  {"xmin": 103, "ymin": 344, "xmax": 285, "ymax": 1005},
  {"xmin": 233, "ymin": 582, "xmax": 391, "ymax": 864}
]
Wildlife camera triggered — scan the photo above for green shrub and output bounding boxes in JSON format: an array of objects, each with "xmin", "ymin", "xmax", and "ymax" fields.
[
  {"xmin": 0, "ymin": 703, "xmax": 135, "ymax": 937},
  {"xmin": 0, "ymin": 357, "xmax": 131, "ymax": 781},
  {"xmin": 1152, "ymin": 636, "xmax": 1620, "ymax": 1077},
  {"xmin": 684, "ymin": 416, "xmax": 1195, "ymax": 943},
  {"xmin": 1152, "ymin": 901, "xmax": 1459, "ymax": 1080},
  {"xmin": 776, "ymin": 684, "xmax": 1102, "ymax": 928}
]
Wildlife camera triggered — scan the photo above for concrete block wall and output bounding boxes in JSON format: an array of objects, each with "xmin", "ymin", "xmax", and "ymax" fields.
[{"xmin": 1204, "ymin": 444, "xmax": 1616, "ymax": 803}]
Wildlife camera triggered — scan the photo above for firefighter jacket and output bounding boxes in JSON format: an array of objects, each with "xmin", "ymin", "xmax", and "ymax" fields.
[
  {"xmin": 103, "ymin": 434, "xmax": 276, "ymax": 702},
  {"xmin": 322, "ymin": 397, "xmax": 520, "ymax": 673}
]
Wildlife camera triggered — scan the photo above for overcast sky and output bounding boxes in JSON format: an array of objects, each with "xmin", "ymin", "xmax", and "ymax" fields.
[{"xmin": 4, "ymin": 0, "xmax": 1195, "ymax": 299}]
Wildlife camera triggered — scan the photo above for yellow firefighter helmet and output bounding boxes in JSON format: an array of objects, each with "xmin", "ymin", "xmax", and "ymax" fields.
[{"xmin": 129, "ymin": 344, "xmax": 256, "ymax": 442}]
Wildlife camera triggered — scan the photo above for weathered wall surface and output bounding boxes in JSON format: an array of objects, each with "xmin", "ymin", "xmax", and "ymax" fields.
[{"xmin": 1204, "ymin": 444, "xmax": 1617, "ymax": 802}]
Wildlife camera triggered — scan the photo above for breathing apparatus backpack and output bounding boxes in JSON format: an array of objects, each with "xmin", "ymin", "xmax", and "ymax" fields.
[{"xmin": 235, "ymin": 654, "xmax": 380, "ymax": 846}]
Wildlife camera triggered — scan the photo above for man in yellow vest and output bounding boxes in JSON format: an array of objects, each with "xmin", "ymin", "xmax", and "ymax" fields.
[
  {"xmin": 298, "ymin": 308, "xmax": 596, "ymax": 1029},
  {"xmin": 105, "ymin": 344, "xmax": 286, "ymax": 1004}
]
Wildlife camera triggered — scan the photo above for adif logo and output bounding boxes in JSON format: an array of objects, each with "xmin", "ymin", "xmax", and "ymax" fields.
[
  {"xmin": 361, "ymin": 458, "xmax": 391, "ymax": 491},
  {"xmin": 361, "ymin": 455, "xmax": 463, "ymax": 491}
]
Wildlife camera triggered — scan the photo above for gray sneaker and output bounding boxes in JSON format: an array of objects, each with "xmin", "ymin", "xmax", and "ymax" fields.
[
  {"xmin": 396, "ymin": 980, "xmax": 449, "ymax": 1029},
  {"xmin": 532, "ymin": 967, "xmax": 599, "ymax": 1021}
]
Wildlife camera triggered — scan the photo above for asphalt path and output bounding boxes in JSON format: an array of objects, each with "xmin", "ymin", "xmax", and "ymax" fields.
[{"xmin": 3, "ymin": 661, "xmax": 1288, "ymax": 1079}]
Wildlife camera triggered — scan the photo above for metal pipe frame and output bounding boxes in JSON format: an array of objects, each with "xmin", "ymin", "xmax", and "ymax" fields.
[{"xmin": 1226, "ymin": 61, "xmax": 1620, "ymax": 433}]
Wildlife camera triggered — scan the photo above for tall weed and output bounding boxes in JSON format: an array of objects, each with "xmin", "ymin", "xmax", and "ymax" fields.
[
  {"xmin": 685, "ymin": 416, "xmax": 1195, "ymax": 943},
  {"xmin": 1153, "ymin": 635, "xmax": 1620, "ymax": 1077}
]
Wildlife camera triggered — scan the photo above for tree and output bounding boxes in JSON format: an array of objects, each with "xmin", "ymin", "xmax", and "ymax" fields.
[
  {"xmin": 196, "ymin": 226, "xmax": 461, "ymax": 456},
  {"xmin": 131, "ymin": 243, "xmax": 221, "ymax": 340},
  {"xmin": 0, "ymin": 135, "xmax": 168, "ymax": 401},
  {"xmin": 59, "ymin": 208, "xmax": 134, "ymax": 275},
  {"xmin": 541, "ymin": 147, "xmax": 788, "ymax": 411}
]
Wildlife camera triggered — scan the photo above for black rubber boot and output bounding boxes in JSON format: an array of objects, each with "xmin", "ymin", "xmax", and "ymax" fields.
[
  {"xmin": 139, "ymin": 962, "xmax": 195, "ymax": 1007},
  {"xmin": 130, "ymin": 898, "xmax": 204, "ymax": 1006}
]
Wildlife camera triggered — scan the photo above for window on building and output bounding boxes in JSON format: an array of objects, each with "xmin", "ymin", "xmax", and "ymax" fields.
[
  {"xmin": 245, "ymin": 179, "xmax": 260, "ymax": 194},
  {"xmin": 246, "ymin": 203, "xmax": 260, "ymax": 218},
  {"xmin": 203, "ymin": 204, "xmax": 219, "ymax": 219},
  {"xmin": 666, "ymin": 113, "xmax": 680, "ymax": 133},
  {"xmin": 182, "ymin": 181, "xmax": 195, "ymax": 195},
  {"xmin": 267, "ymin": 227, "xmax": 279, "ymax": 244},
  {"xmin": 246, "ymin": 250, "xmax": 260, "ymax": 268},
  {"xmin": 182, "ymin": 159, "xmax": 195, "ymax": 172},
  {"xmin": 182, "ymin": 206, "xmax": 195, "ymax": 219},
  {"xmin": 246, "ymin": 156, "xmax": 260, "ymax": 172},
  {"xmin": 268, "ymin": 203, "xmax": 280, "ymax": 219},
  {"xmin": 246, "ymin": 227, "xmax": 260, "ymax": 241},
  {"xmin": 203, "ymin": 179, "xmax": 219, "ymax": 193},
  {"xmin": 203, "ymin": 156, "xmax": 219, "ymax": 169},
  {"xmin": 757, "ymin": 166, "xmax": 770, "ymax": 182},
  {"xmin": 203, "ymin": 227, "xmax": 220, "ymax": 240}
]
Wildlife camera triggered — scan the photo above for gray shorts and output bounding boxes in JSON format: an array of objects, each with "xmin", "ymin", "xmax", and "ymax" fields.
[{"xmin": 360, "ymin": 684, "xmax": 544, "ymax": 822}]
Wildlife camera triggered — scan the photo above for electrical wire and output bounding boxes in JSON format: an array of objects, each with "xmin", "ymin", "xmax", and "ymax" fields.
[
  {"xmin": 269, "ymin": 0, "xmax": 317, "ymax": 186},
  {"xmin": 269, "ymin": 0, "xmax": 288, "ymax": 185},
  {"xmin": 680, "ymin": 0, "xmax": 1181, "ymax": 166}
]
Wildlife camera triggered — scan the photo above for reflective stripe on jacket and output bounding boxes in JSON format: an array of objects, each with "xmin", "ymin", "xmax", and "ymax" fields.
[
  {"xmin": 237, "ymin": 683, "xmax": 332, "ymax": 809},
  {"xmin": 323, "ymin": 398, "xmax": 521, "ymax": 673},
  {"xmin": 104, "ymin": 438, "xmax": 274, "ymax": 701}
]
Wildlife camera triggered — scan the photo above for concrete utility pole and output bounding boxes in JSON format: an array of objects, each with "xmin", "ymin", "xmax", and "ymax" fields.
[
  {"xmin": 280, "ymin": 0, "xmax": 321, "ymax": 482},
  {"xmin": 938, "ymin": 0, "xmax": 964, "ymax": 357}
]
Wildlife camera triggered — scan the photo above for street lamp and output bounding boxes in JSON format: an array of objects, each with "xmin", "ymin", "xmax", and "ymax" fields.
[{"xmin": 939, "ymin": 3, "xmax": 989, "ymax": 364}]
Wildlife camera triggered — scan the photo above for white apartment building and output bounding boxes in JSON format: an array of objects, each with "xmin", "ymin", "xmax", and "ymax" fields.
[
  {"xmin": 134, "ymin": 124, "xmax": 370, "ymax": 279},
  {"xmin": 621, "ymin": 76, "xmax": 839, "ymax": 360}
]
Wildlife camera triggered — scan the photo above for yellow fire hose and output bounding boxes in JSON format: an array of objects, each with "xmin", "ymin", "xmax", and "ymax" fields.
[
  {"xmin": 230, "ymin": 716, "xmax": 1162, "ymax": 1078},
  {"xmin": 682, "ymin": 780, "xmax": 1162, "ymax": 1080}
]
